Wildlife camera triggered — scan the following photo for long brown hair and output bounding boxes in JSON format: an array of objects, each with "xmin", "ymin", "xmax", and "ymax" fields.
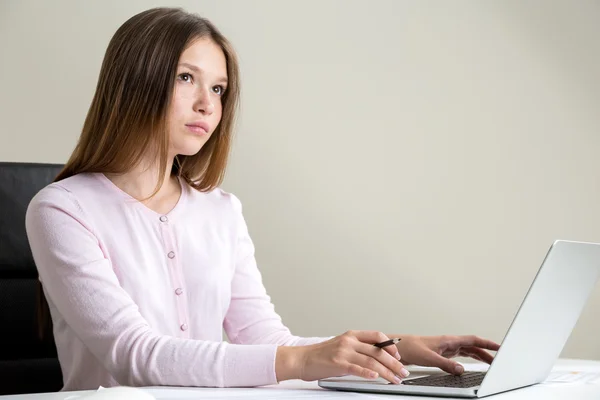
[{"xmin": 37, "ymin": 7, "xmax": 241, "ymax": 340}]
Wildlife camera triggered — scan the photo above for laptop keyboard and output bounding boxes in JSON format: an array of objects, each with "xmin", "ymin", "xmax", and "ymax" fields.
[{"xmin": 402, "ymin": 372, "xmax": 486, "ymax": 388}]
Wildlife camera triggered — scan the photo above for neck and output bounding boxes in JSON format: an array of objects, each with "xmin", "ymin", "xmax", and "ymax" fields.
[{"xmin": 105, "ymin": 157, "xmax": 178, "ymax": 201}]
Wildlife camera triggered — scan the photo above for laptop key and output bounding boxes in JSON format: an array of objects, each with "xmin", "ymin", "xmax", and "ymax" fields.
[{"xmin": 402, "ymin": 372, "xmax": 486, "ymax": 388}]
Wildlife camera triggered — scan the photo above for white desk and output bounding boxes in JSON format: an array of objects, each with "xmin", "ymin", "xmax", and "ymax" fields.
[{"xmin": 2, "ymin": 359, "xmax": 599, "ymax": 399}]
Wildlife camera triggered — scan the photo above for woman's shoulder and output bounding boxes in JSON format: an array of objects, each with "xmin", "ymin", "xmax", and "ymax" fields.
[
  {"xmin": 28, "ymin": 172, "xmax": 110, "ymax": 213},
  {"xmin": 33, "ymin": 172, "xmax": 101, "ymax": 197},
  {"xmin": 185, "ymin": 184, "xmax": 244, "ymax": 214}
]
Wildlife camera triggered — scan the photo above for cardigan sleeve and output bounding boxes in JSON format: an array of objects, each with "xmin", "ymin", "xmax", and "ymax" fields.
[{"xmin": 223, "ymin": 193, "xmax": 332, "ymax": 348}]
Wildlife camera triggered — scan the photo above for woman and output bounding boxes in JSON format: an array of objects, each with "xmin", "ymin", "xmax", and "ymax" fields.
[{"xmin": 25, "ymin": 7, "xmax": 499, "ymax": 391}]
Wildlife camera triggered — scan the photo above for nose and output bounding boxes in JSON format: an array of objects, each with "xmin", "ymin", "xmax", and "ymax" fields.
[{"xmin": 193, "ymin": 86, "xmax": 215, "ymax": 115}]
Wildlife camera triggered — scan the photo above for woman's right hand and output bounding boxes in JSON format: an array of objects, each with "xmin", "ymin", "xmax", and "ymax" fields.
[{"xmin": 276, "ymin": 330, "xmax": 410, "ymax": 384}]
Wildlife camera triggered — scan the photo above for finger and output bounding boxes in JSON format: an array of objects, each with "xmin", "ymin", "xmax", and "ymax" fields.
[
  {"xmin": 460, "ymin": 347, "xmax": 495, "ymax": 364},
  {"xmin": 345, "ymin": 363, "xmax": 380, "ymax": 380},
  {"xmin": 455, "ymin": 335, "xmax": 501, "ymax": 351},
  {"xmin": 420, "ymin": 348, "xmax": 465, "ymax": 375},
  {"xmin": 379, "ymin": 342, "xmax": 401, "ymax": 361},
  {"xmin": 356, "ymin": 342, "xmax": 409, "ymax": 379},
  {"xmin": 458, "ymin": 349, "xmax": 484, "ymax": 363},
  {"xmin": 351, "ymin": 331, "xmax": 401, "ymax": 360},
  {"xmin": 350, "ymin": 330, "xmax": 390, "ymax": 345},
  {"xmin": 351, "ymin": 352, "xmax": 404, "ymax": 384},
  {"xmin": 460, "ymin": 350, "xmax": 484, "ymax": 363}
]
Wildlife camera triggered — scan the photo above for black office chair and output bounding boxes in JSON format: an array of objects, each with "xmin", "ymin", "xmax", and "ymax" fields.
[{"xmin": 0, "ymin": 162, "xmax": 64, "ymax": 395}]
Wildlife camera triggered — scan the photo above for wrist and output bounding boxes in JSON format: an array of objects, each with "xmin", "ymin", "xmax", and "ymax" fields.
[{"xmin": 275, "ymin": 346, "xmax": 303, "ymax": 382}]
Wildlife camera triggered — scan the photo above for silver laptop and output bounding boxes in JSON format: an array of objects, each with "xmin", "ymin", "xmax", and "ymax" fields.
[{"xmin": 319, "ymin": 240, "xmax": 600, "ymax": 398}]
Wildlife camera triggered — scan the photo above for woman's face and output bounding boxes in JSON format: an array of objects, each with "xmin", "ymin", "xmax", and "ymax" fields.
[{"xmin": 167, "ymin": 37, "xmax": 228, "ymax": 157}]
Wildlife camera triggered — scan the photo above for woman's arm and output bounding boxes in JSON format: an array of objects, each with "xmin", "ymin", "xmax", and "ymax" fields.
[
  {"xmin": 26, "ymin": 185, "xmax": 282, "ymax": 388},
  {"xmin": 221, "ymin": 194, "xmax": 412, "ymax": 384},
  {"xmin": 223, "ymin": 193, "xmax": 331, "ymax": 347}
]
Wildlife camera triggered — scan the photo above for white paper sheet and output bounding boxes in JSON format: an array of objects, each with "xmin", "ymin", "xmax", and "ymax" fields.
[{"xmin": 544, "ymin": 371, "xmax": 600, "ymax": 384}]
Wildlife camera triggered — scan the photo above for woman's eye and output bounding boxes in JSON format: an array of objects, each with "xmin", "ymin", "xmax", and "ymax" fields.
[
  {"xmin": 177, "ymin": 73, "xmax": 193, "ymax": 83},
  {"xmin": 212, "ymin": 85, "xmax": 225, "ymax": 96}
]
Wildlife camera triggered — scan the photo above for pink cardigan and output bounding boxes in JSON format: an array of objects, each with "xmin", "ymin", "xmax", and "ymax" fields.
[{"xmin": 25, "ymin": 172, "xmax": 328, "ymax": 390}]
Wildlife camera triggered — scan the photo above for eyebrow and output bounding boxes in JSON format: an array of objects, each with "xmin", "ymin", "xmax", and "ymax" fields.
[{"xmin": 178, "ymin": 62, "xmax": 228, "ymax": 85}]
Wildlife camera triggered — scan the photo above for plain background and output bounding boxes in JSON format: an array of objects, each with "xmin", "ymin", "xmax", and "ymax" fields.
[{"xmin": 1, "ymin": 0, "xmax": 599, "ymax": 361}]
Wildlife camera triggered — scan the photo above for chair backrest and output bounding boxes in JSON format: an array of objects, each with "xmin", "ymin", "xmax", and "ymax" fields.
[{"xmin": 0, "ymin": 162, "xmax": 64, "ymax": 395}]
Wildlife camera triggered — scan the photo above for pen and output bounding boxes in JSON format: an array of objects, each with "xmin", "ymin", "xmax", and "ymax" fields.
[{"xmin": 373, "ymin": 338, "xmax": 401, "ymax": 348}]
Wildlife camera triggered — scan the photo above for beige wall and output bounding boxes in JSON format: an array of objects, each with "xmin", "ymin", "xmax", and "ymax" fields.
[{"xmin": 1, "ymin": 0, "xmax": 599, "ymax": 360}]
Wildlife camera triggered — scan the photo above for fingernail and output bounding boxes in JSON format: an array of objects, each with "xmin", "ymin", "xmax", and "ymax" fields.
[
  {"xmin": 393, "ymin": 375, "xmax": 402, "ymax": 384},
  {"xmin": 400, "ymin": 368, "xmax": 410, "ymax": 378},
  {"xmin": 370, "ymin": 371, "xmax": 379, "ymax": 378},
  {"xmin": 455, "ymin": 365, "xmax": 464, "ymax": 374},
  {"xmin": 395, "ymin": 352, "xmax": 401, "ymax": 360}
]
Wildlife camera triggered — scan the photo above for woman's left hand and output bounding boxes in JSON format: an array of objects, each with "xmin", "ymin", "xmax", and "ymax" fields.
[{"xmin": 392, "ymin": 335, "xmax": 501, "ymax": 375}]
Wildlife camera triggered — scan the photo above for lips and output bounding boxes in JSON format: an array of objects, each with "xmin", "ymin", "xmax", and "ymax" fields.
[{"xmin": 185, "ymin": 121, "xmax": 210, "ymax": 134}]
